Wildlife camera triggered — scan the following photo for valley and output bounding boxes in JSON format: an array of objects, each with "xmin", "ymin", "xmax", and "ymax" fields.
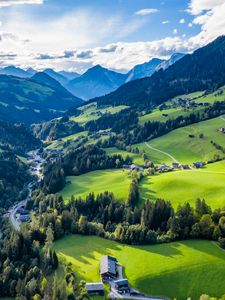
[{"xmin": 0, "ymin": 34, "xmax": 225, "ymax": 300}]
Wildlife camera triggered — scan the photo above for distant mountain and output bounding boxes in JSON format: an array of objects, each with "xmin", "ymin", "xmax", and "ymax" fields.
[
  {"xmin": 0, "ymin": 74, "xmax": 83, "ymax": 125},
  {"xmin": 94, "ymin": 36, "xmax": 225, "ymax": 108},
  {"xmin": 32, "ymin": 72, "xmax": 69, "ymax": 93},
  {"xmin": 156, "ymin": 53, "xmax": 185, "ymax": 71},
  {"xmin": 66, "ymin": 65, "xmax": 127, "ymax": 100},
  {"xmin": 126, "ymin": 58, "xmax": 164, "ymax": 82},
  {"xmin": 0, "ymin": 66, "xmax": 30, "ymax": 78},
  {"xmin": 59, "ymin": 70, "xmax": 80, "ymax": 81},
  {"xmin": 43, "ymin": 68, "xmax": 69, "ymax": 86},
  {"xmin": 26, "ymin": 67, "xmax": 37, "ymax": 76}
]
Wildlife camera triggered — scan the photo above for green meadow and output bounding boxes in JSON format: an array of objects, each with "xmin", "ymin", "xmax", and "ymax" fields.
[
  {"xmin": 70, "ymin": 103, "xmax": 128, "ymax": 125},
  {"xmin": 60, "ymin": 169, "xmax": 131, "ymax": 202},
  {"xmin": 140, "ymin": 161, "xmax": 225, "ymax": 209},
  {"xmin": 135, "ymin": 116, "xmax": 225, "ymax": 164},
  {"xmin": 105, "ymin": 147, "xmax": 145, "ymax": 165},
  {"xmin": 54, "ymin": 235, "xmax": 225, "ymax": 300},
  {"xmin": 139, "ymin": 107, "xmax": 203, "ymax": 125}
]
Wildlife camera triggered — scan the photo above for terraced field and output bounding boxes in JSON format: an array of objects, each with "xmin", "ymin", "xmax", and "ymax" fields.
[
  {"xmin": 60, "ymin": 169, "xmax": 131, "ymax": 202},
  {"xmin": 54, "ymin": 235, "xmax": 225, "ymax": 300},
  {"xmin": 139, "ymin": 161, "xmax": 225, "ymax": 209}
]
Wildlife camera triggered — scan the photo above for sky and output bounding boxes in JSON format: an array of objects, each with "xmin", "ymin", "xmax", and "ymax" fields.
[{"xmin": 0, "ymin": 0, "xmax": 225, "ymax": 73}]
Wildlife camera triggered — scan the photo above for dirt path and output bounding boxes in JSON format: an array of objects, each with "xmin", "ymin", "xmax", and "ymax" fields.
[
  {"xmin": 220, "ymin": 115, "xmax": 225, "ymax": 122},
  {"xmin": 144, "ymin": 142, "xmax": 179, "ymax": 163}
]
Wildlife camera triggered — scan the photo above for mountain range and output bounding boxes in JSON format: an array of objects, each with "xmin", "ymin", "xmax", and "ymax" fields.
[
  {"xmin": 0, "ymin": 53, "xmax": 184, "ymax": 101},
  {"xmin": 94, "ymin": 36, "xmax": 225, "ymax": 108}
]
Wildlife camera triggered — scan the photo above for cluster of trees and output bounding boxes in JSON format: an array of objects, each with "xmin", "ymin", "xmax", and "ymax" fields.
[
  {"xmin": 0, "ymin": 120, "xmax": 40, "ymax": 155},
  {"xmin": 42, "ymin": 145, "xmax": 132, "ymax": 194},
  {"xmin": 0, "ymin": 152, "xmax": 30, "ymax": 209},
  {"xmin": 30, "ymin": 191, "xmax": 225, "ymax": 249},
  {"xmin": 32, "ymin": 115, "xmax": 83, "ymax": 142},
  {"xmin": 0, "ymin": 224, "xmax": 58, "ymax": 299}
]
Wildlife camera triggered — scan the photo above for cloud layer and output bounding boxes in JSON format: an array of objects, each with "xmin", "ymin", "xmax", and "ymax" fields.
[{"xmin": 0, "ymin": 0, "xmax": 43, "ymax": 7}]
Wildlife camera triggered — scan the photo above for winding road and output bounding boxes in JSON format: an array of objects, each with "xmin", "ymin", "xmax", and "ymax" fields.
[
  {"xmin": 144, "ymin": 142, "xmax": 179, "ymax": 163},
  {"xmin": 8, "ymin": 150, "xmax": 44, "ymax": 231}
]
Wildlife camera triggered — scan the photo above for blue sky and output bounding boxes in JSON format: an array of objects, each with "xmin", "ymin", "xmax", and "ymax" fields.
[{"xmin": 0, "ymin": 0, "xmax": 224, "ymax": 72}]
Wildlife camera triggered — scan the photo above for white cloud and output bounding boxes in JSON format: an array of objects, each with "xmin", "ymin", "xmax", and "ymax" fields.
[
  {"xmin": 0, "ymin": 0, "xmax": 43, "ymax": 7},
  {"xmin": 162, "ymin": 20, "xmax": 169, "ymax": 24},
  {"xmin": 188, "ymin": 0, "xmax": 224, "ymax": 15},
  {"xmin": 188, "ymin": 0, "xmax": 225, "ymax": 47},
  {"xmin": 173, "ymin": 28, "xmax": 178, "ymax": 34},
  {"xmin": 188, "ymin": 22, "xmax": 193, "ymax": 28},
  {"xmin": 135, "ymin": 8, "xmax": 159, "ymax": 16},
  {"xmin": 180, "ymin": 18, "xmax": 186, "ymax": 24}
]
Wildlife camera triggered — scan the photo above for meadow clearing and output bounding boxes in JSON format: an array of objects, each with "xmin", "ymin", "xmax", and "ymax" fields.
[
  {"xmin": 60, "ymin": 169, "xmax": 131, "ymax": 202},
  {"xmin": 54, "ymin": 235, "xmax": 225, "ymax": 300}
]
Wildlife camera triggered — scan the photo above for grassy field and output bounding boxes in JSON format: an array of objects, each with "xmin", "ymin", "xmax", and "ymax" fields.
[
  {"xmin": 135, "ymin": 116, "xmax": 225, "ymax": 165},
  {"xmin": 105, "ymin": 147, "xmax": 145, "ymax": 165},
  {"xmin": 140, "ymin": 161, "xmax": 225, "ymax": 209},
  {"xmin": 70, "ymin": 103, "xmax": 128, "ymax": 125},
  {"xmin": 139, "ymin": 107, "xmax": 203, "ymax": 125},
  {"xmin": 54, "ymin": 235, "xmax": 225, "ymax": 300},
  {"xmin": 60, "ymin": 169, "xmax": 131, "ymax": 202}
]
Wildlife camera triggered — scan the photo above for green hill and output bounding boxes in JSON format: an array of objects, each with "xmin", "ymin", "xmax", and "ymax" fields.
[
  {"xmin": 0, "ymin": 75, "xmax": 83, "ymax": 124},
  {"xmin": 54, "ymin": 235, "xmax": 225, "ymax": 300},
  {"xmin": 140, "ymin": 161, "xmax": 225, "ymax": 209},
  {"xmin": 135, "ymin": 116, "xmax": 225, "ymax": 165}
]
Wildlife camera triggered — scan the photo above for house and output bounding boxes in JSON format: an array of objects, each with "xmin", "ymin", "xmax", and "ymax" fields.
[
  {"xmin": 100, "ymin": 256, "xmax": 117, "ymax": 281},
  {"xmin": 219, "ymin": 127, "xmax": 225, "ymax": 133},
  {"xmin": 193, "ymin": 162, "xmax": 205, "ymax": 168},
  {"xmin": 114, "ymin": 279, "xmax": 130, "ymax": 293},
  {"xmin": 130, "ymin": 164, "xmax": 143, "ymax": 171},
  {"xmin": 157, "ymin": 164, "xmax": 172, "ymax": 172},
  {"xmin": 182, "ymin": 164, "xmax": 191, "ymax": 170},
  {"xmin": 172, "ymin": 162, "xmax": 180, "ymax": 169},
  {"xmin": 86, "ymin": 283, "xmax": 104, "ymax": 295}
]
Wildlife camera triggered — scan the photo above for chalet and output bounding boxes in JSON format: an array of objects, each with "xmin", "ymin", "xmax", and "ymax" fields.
[
  {"xmin": 182, "ymin": 164, "xmax": 191, "ymax": 170},
  {"xmin": 193, "ymin": 162, "xmax": 205, "ymax": 168},
  {"xmin": 86, "ymin": 283, "xmax": 104, "ymax": 295},
  {"xmin": 100, "ymin": 256, "xmax": 117, "ymax": 281},
  {"xmin": 219, "ymin": 127, "xmax": 225, "ymax": 133},
  {"xmin": 130, "ymin": 164, "xmax": 143, "ymax": 171},
  {"xmin": 157, "ymin": 164, "xmax": 172, "ymax": 172},
  {"xmin": 162, "ymin": 113, "xmax": 169, "ymax": 117},
  {"xmin": 172, "ymin": 162, "xmax": 180, "ymax": 169},
  {"xmin": 114, "ymin": 279, "xmax": 130, "ymax": 294}
]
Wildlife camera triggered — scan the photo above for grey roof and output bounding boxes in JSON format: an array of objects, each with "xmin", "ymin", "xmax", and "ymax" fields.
[
  {"xmin": 114, "ymin": 279, "xmax": 129, "ymax": 286},
  {"xmin": 100, "ymin": 256, "xmax": 117, "ymax": 275},
  {"xmin": 86, "ymin": 283, "xmax": 104, "ymax": 292}
]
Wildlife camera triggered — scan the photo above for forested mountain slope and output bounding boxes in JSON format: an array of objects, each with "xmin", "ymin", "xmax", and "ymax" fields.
[
  {"xmin": 94, "ymin": 36, "xmax": 225, "ymax": 108},
  {"xmin": 0, "ymin": 75, "xmax": 83, "ymax": 124}
]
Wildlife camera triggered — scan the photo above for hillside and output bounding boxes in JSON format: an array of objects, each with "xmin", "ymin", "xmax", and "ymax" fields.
[
  {"xmin": 66, "ymin": 65, "xmax": 127, "ymax": 100},
  {"xmin": 0, "ymin": 74, "xmax": 83, "ymax": 124},
  {"xmin": 0, "ymin": 120, "xmax": 41, "ymax": 155},
  {"xmin": 94, "ymin": 36, "xmax": 225, "ymax": 108}
]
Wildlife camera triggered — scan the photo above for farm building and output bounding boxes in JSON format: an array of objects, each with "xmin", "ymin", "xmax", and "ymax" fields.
[
  {"xmin": 182, "ymin": 164, "xmax": 191, "ymax": 170},
  {"xmin": 172, "ymin": 162, "xmax": 180, "ymax": 169},
  {"xmin": 193, "ymin": 162, "xmax": 205, "ymax": 168},
  {"xmin": 157, "ymin": 164, "xmax": 172, "ymax": 172},
  {"xmin": 86, "ymin": 283, "xmax": 104, "ymax": 295},
  {"xmin": 100, "ymin": 256, "xmax": 117, "ymax": 281},
  {"xmin": 114, "ymin": 279, "xmax": 130, "ymax": 293},
  {"xmin": 219, "ymin": 127, "xmax": 225, "ymax": 133}
]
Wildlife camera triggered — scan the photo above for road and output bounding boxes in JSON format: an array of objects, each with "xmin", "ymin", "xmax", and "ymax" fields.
[
  {"xmin": 144, "ymin": 142, "xmax": 178, "ymax": 163},
  {"xmin": 8, "ymin": 149, "xmax": 44, "ymax": 231}
]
